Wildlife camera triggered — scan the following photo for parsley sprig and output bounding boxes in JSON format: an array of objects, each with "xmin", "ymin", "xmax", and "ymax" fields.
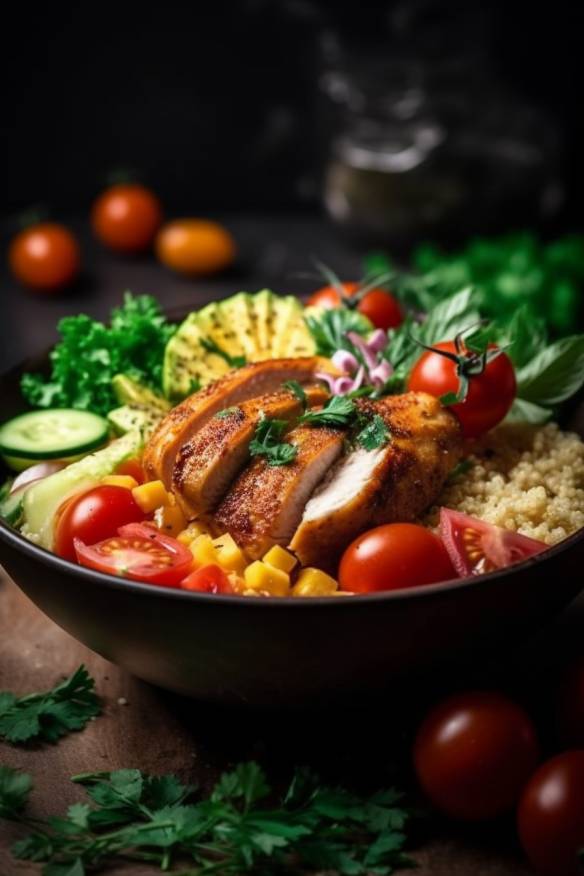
[
  {"xmin": 0, "ymin": 666, "xmax": 100, "ymax": 745},
  {"xmin": 299, "ymin": 395, "xmax": 356, "ymax": 428},
  {"xmin": 0, "ymin": 761, "xmax": 412, "ymax": 875},
  {"xmin": 282, "ymin": 379, "xmax": 308, "ymax": 410},
  {"xmin": 249, "ymin": 415, "xmax": 297, "ymax": 467},
  {"xmin": 300, "ymin": 398, "xmax": 391, "ymax": 451}
]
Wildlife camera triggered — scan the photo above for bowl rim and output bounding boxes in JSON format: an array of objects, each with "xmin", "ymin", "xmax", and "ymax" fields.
[
  {"xmin": 1, "ymin": 505, "xmax": 583, "ymax": 608},
  {"xmin": 1, "ymin": 311, "xmax": 583, "ymax": 609}
]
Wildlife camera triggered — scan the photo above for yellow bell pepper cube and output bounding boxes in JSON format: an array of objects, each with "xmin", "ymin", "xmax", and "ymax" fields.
[
  {"xmin": 102, "ymin": 474, "xmax": 139, "ymax": 490},
  {"xmin": 154, "ymin": 503, "xmax": 187, "ymax": 537},
  {"xmin": 176, "ymin": 520, "xmax": 211, "ymax": 546},
  {"xmin": 291, "ymin": 567, "xmax": 338, "ymax": 597},
  {"xmin": 262, "ymin": 544, "xmax": 297, "ymax": 574},
  {"xmin": 244, "ymin": 561, "xmax": 290, "ymax": 596},
  {"xmin": 190, "ymin": 534, "xmax": 220, "ymax": 567},
  {"xmin": 213, "ymin": 533, "xmax": 247, "ymax": 575},
  {"xmin": 132, "ymin": 480, "xmax": 171, "ymax": 513}
]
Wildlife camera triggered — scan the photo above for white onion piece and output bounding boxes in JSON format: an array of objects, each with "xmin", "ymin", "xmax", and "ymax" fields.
[
  {"xmin": 346, "ymin": 332, "xmax": 378, "ymax": 370},
  {"xmin": 367, "ymin": 329, "xmax": 388, "ymax": 354},
  {"xmin": 10, "ymin": 461, "xmax": 66, "ymax": 495},
  {"xmin": 370, "ymin": 360, "xmax": 393, "ymax": 388},
  {"xmin": 315, "ymin": 372, "xmax": 337, "ymax": 392}
]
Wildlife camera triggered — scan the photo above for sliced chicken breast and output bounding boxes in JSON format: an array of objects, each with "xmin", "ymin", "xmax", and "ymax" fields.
[
  {"xmin": 143, "ymin": 357, "xmax": 334, "ymax": 486},
  {"xmin": 172, "ymin": 385, "xmax": 329, "ymax": 517},
  {"xmin": 214, "ymin": 423, "xmax": 344, "ymax": 559},
  {"xmin": 289, "ymin": 392, "xmax": 461, "ymax": 570}
]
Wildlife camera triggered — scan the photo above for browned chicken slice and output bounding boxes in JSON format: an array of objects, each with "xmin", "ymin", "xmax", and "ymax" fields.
[
  {"xmin": 289, "ymin": 392, "xmax": 462, "ymax": 571},
  {"xmin": 172, "ymin": 385, "xmax": 329, "ymax": 518},
  {"xmin": 143, "ymin": 357, "xmax": 335, "ymax": 486},
  {"xmin": 214, "ymin": 424, "xmax": 344, "ymax": 559}
]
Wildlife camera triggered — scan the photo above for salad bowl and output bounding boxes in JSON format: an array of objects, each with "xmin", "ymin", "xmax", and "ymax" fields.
[{"xmin": 1, "ymin": 351, "xmax": 584, "ymax": 706}]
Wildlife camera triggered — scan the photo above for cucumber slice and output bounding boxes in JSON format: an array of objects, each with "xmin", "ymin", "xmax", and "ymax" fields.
[{"xmin": 0, "ymin": 410, "xmax": 109, "ymax": 464}]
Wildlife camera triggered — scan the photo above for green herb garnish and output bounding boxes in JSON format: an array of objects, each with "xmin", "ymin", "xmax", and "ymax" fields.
[
  {"xmin": 0, "ymin": 762, "xmax": 412, "ymax": 875},
  {"xmin": 356, "ymin": 414, "xmax": 391, "ymax": 451},
  {"xmin": 215, "ymin": 406, "xmax": 242, "ymax": 419},
  {"xmin": 200, "ymin": 337, "xmax": 247, "ymax": 368},
  {"xmin": 0, "ymin": 666, "xmax": 100, "ymax": 745},
  {"xmin": 21, "ymin": 294, "xmax": 176, "ymax": 416},
  {"xmin": 299, "ymin": 395, "xmax": 356, "ymax": 428},
  {"xmin": 249, "ymin": 415, "xmax": 297, "ymax": 466},
  {"xmin": 446, "ymin": 459, "xmax": 473, "ymax": 483},
  {"xmin": 305, "ymin": 308, "xmax": 373, "ymax": 358},
  {"xmin": 282, "ymin": 379, "xmax": 307, "ymax": 410}
]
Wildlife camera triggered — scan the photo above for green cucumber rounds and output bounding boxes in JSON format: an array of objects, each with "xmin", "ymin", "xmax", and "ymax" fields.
[{"xmin": 0, "ymin": 410, "xmax": 109, "ymax": 471}]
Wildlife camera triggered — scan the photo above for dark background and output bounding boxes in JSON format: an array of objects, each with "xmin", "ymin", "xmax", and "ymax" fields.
[{"xmin": 2, "ymin": 0, "xmax": 584, "ymax": 220}]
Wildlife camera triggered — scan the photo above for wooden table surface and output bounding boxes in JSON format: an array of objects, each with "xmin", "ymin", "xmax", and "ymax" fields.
[
  {"xmin": 6, "ymin": 565, "xmax": 580, "ymax": 875},
  {"xmin": 0, "ymin": 214, "xmax": 580, "ymax": 874}
]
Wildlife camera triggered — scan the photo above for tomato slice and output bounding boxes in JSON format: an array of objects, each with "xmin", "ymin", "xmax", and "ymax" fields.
[
  {"xmin": 74, "ymin": 522, "xmax": 192, "ymax": 587},
  {"xmin": 181, "ymin": 564, "xmax": 233, "ymax": 594},
  {"xmin": 439, "ymin": 508, "xmax": 547, "ymax": 577}
]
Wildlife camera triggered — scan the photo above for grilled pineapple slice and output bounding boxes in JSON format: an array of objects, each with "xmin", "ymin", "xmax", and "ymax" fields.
[{"xmin": 163, "ymin": 290, "xmax": 315, "ymax": 400}]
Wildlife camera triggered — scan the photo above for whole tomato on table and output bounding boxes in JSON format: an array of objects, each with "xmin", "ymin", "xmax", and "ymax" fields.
[
  {"xmin": 91, "ymin": 183, "xmax": 162, "ymax": 253},
  {"xmin": 9, "ymin": 222, "xmax": 80, "ymax": 292},
  {"xmin": 156, "ymin": 219, "xmax": 236, "ymax": 276}
]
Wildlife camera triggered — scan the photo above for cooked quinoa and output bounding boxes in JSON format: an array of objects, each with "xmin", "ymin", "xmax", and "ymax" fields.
[{"xmin": 423, "ymin": 422, "xmax": 584, "ymax": 544}]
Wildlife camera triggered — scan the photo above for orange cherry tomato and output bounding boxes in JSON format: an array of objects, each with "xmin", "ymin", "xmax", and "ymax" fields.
[
  {"xmin": 339, "ymin": 523, "xmax": 456, "ymax": 593},
  {"xmin": 307, "ymin": 281, "xmax": 403, "ymax": 331},
  {"xmin": 155, "ymin": 219, "xmax": 236, "ymax": 276},
  {"xmin": 91, "ymin": 183, "xmax": 162, "ymax": 253},
  {"xmin": 414, "ymin": 691, "xmax": 540, "ymax": 821},
  {"xmin": 9, "ymin": 223, "xmax": 80, "ymax": 292}
]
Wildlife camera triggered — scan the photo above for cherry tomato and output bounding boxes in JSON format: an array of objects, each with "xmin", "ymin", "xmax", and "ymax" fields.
[
  {"xmin": 414, "ymin": 691, "xmax": 540, "ymax": 821},
  {"xmin": 155, "ymin": 219, "xmax": 236, "ymax": 276},
  {"xmin": 181, "ymin": 564, "xmax": 233, "ymax": 594},
  {"xmin": 557, "ymin": 659, "xmax": 584, "ymax": 747},
  {"xmin": 55, "ymin": 485, "xmax": 145, "ymax": 562},
  {"xmin": 91, "ymin": 184, "xmax": 162, "ymax": 253},
  {"xmin": 408, "ymin": 342, "xmax": 516, "ymax": 438},
  {"xmin": 518, "ymin": 751, "xmax": 584, "ymax": 876},
  {"xmin": 115, "ymin": 457, "xmax": 145, "ymax": 485},
  {"xmin": 308, "ymin": 281, "xmax": 403, "ymax": 331},
  {"xmin": 439, "ymin": 508, "xmax": 547, "ymax": 576},
  {"xmin": 9, "ymin": 223, "xmax": 80, "ymax": 292},
  {"xmin": 75, "ymin": 522, "xmax": 192, "ymax": 587},
  {"xmin": 339, "ymin": 523, "xmax": 456, "ymax": 594}
]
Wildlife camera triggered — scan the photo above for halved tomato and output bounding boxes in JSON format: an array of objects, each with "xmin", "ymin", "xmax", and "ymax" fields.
[
  {"xmin": 74, "ymin": 522, "xmax": 192, "ymax": 587},
  {"xmin": 181, "ymin": 564, "xmax": 233, "ymax": 594},
  {"xmin": 439, "ymin": 508, "xmax": 547, "ymax": 577}
]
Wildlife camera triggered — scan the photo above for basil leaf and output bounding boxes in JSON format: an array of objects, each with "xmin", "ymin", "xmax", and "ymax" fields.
[
  {"xmin": 496, "ymin": 305, "xmax": 548, "ymax": 369},
  {"xmin": 505, "ymin": 398, "xmax": 554, "ymax": 424},
  {"xmin": 418, "ymin": 287, "xmax": 480, "ymax": 346},
  {"xmin": 516, "ymin": 335, "xmax": 584, "ymax": 406}
]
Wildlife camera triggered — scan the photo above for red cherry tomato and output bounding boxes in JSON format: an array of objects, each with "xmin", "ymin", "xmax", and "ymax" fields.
[
  {"xmin": 181, "ymin": 564, "xmax": 233, "ymax": 594},
  {"xmin": 414, "ymin": 691, "xmax": 540, "ymax": 821},
  {"xmin": 55, "ymin": 485, "xmax": 145, "ymax": 561},
  {"xmin": 557, "ymin": 659, "xmax": 584, "ymax": 747},
  {"xmin": 74, "ymin": 522, "xmax": 192, "ymax": 587},
  {"xmin": 518, "ymin": 751, "xmax": 584, "ymax": 876},
  {"xmin": 408, "ymin": 342, "xmax": 516, "ymax": 437},
  {"xmin": 91, "ymin": 183, "xmax": 162, "ymax": 253},
  {"xmin": 9, "ymin": 222, "xmax": 80, "ymax": 292},
  {"xmin": 307, "ymin": 281, "xmax": 403, "ymax": 331},
  {"xmin": 439, "ymin": 508, "xmax": 547, "ymax": 576},
  {"xmin": 339, "ymin": 523, "xmax": 456, "ymax": 594},
  {"xmin": 115, "ymin": 457, "xmax": 145, "ymax": 484}
]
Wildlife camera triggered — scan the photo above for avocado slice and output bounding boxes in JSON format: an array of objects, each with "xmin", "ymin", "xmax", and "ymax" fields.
[
  {"xmin": 270, "ymin": 295, "xmax": 308, "ymax": 357},
  {"xmin": 163, "ymin": 312, "xmax": 231, "ymax": 400},
  {"xmin": 111, "ymin": 374, "xmax": 170, "ymax": 411},
  {"xmin": 251, "ymin": 289, "xmax": 274, "ymax": 355},
  {"xmin": 22, "ymin": 430, "xmax": 143, "ymax": 549},
  {"xmin": 107, "ymin": 405, "xmax": 164, "ymax": 440},
  {"xmin": 217, "ymin": 292, "xmax": 257, "ymax": 359}
]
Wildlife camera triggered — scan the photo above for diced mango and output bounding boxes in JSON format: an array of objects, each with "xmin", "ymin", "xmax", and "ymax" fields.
[
  {"xmin": 213, "ymin": 533, "xmax": 247, "ymax": 575},
  {"xmin": 244, "ymin": 561, "xmax": 290, "ymax": 596},
  {"xmin": 190, "ymin": 534, "xmax": 220, "ymax": 567},
  {"xmin": 154, "ymin": 503, "xmax": 187, "ymax": 537},
  {"xmin": 102, "ymin": 474, "xmax": 139, "ymax": 490},
  {"xmin": 262, "ymin": 544, "xmax": 297, "ymax": 574},
  {"xmin": 177, "ymin": 520, "xmax": 211, "ymax": 546},
  {"xmin": 291, "ymin": 567, "xmax": 338, "ymax": 597},
  {"xmin": 132, "ymin": 480, "xmax": 171, "ymax": 513}
]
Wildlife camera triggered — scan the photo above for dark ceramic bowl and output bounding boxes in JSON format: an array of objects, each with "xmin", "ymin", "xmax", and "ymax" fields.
[{"xmin": 1, "ymin": 351, "xmax": 583, "ymax": 705}]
